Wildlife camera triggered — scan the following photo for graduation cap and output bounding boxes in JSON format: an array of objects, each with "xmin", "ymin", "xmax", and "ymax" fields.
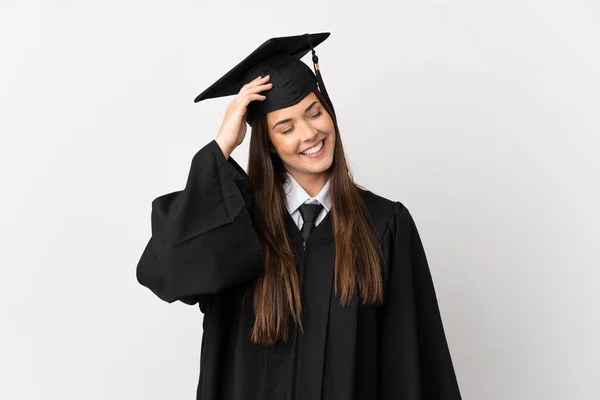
[{"xmin": 194, "ymin": 32, "xmax": 335, "ymax": 124}]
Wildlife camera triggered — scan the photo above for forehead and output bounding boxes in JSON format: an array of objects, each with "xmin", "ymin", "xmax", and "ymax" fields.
[{"xmin": 266, "ymin": 92, "xmax": 320, "ymax": 122}]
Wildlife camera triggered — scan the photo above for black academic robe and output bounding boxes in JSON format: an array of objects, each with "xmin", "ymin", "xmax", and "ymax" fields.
[{"xmin": 136, "ymin": 139, "xmax": 462, "ymax": 400}]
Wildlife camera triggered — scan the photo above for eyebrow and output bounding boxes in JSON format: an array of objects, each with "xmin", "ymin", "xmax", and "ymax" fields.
[{"xmin": 272, "ymin": 101, "xmax": 320, "ymax": 130}]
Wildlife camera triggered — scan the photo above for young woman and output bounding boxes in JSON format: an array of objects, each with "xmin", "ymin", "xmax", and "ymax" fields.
[{"xmin": 136, "ymin": 33, "xmax": 461, "ymax": 400}]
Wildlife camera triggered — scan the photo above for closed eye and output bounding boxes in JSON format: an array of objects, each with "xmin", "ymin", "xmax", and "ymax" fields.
[{"xmin": 280, "ymin": 112, "xmax": 322, "ymax": 134}]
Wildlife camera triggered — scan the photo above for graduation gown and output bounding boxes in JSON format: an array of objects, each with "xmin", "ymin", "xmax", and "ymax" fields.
[{"xmin": 136, "ymin": 139, "xmax": 462, "ymax": 400}]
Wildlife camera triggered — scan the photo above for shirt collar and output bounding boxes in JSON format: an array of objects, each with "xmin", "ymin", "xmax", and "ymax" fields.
[{"xmin": 283, "ymin": 171, "xmax": 332, "ymax": 215}]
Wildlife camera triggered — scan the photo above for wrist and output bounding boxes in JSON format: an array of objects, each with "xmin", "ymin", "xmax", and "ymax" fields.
[{"xmin": 215, "ymin": 138, "xmax": 234, "ymax": 160}]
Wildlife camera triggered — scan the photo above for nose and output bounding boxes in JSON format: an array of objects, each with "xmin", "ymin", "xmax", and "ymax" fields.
[{"xmin": 300, "ymin": 121, "xmax": 318, "ymax": 142}]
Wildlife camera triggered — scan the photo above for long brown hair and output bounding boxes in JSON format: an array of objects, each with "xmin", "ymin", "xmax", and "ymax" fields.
[{"xmin": 246, "ymin": 89, "xmax": 383, "ymax": 347}]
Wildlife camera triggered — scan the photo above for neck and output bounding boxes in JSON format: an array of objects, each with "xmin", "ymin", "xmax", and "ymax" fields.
[{"xmin": 288, "ymin": 170, "xmax": 331, "ymax": 197}]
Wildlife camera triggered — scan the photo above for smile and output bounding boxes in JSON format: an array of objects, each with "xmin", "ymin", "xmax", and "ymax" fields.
[{"xmin": 300, "ymin": 139, "xmax": 325, "ymax": 157}]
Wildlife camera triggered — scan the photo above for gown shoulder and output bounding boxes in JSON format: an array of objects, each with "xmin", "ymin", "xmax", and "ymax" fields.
[{"xmin": 356, "ymin": 185, "xmax": 410, "ymax": 240}]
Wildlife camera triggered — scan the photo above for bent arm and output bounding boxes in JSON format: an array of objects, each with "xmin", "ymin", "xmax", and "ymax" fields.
[{"xmin": 136, "ymin": 140, "xmax": 264, "ymax": 308}]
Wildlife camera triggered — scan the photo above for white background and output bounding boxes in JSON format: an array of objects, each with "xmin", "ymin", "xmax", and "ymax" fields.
[{"xmin": 1, "ymin": 1, "xmax": 599, "ymax": 399}]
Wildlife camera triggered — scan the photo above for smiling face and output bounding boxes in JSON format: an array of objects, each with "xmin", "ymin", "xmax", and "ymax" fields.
[{"xmin": 266, "ymin": 91, "xmax": 336, "ymax": 184}]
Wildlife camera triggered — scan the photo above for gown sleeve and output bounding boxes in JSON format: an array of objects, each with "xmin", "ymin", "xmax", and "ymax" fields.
[
  {"xmin": 378, "ymin": 202, "xmax": 461, "ymax": 399},
  {"xmin": 135, "ymin": 139, "xmax": 264, "ymax": 311}
]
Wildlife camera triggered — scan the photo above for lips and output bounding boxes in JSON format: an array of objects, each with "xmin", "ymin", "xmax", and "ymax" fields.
[{"xmin": 299, "ymin": 139, "xmax": 324, "ymax": 155}]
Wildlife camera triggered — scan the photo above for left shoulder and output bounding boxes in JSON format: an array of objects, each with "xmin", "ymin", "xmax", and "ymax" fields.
[{"xmin": 356, "ymin": 186, "xmax": 411, "ymax": 239}]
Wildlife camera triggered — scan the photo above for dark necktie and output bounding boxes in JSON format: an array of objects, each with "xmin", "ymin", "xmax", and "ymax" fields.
[{"xmin": 298, "ymin": 203, "xmax": 324, "ymax": 242}]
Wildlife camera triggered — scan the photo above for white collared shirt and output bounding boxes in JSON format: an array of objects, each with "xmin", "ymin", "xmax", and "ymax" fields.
[{"xmin": 283, "ymin": 172, "xmax": 332, "ymax": 230}]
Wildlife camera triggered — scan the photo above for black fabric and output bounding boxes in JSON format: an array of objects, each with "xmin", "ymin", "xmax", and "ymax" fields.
[
  {"xmin": 193, "ymin": 32, "xmax": 332, "ymax": 124},
  {"xmin": 136, "ymin": 139, "xmax": 462, "ymax": 400},
  {"xmin": 299, "ymin": 202, "xmax": 324, "ymax": 241}
]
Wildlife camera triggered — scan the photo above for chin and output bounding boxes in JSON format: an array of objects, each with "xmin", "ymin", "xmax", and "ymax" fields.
[
  {"xmin": 284, "ymin": 161, "xmax": 332, "ymax": 177},
  {"xmin": 301, "ymin": 161, "xmax": 334, "ymax": 175}
]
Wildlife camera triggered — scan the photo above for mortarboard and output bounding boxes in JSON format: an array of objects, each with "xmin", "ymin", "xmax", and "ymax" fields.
[{"xmin": 194, "ymin": 32, "xmax": 335, "ymax": 124}]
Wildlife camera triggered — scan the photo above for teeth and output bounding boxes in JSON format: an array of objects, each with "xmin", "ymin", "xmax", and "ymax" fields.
[{"xmin": 301, "ymin": 140, "xmax": 323, "ymax": 155}]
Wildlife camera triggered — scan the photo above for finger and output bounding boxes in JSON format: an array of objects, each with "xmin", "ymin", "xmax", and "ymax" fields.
[
  {"xmin": 250, "ymin": 75, "xmax": 270, "ymax": 84},
  {"xmin": 239, "ymin": 84, "xmax": 271, "ymax": 101},
  {"xmin": 240, "ymin": 75, "xmax": 264, "ymax": 92},
  {"xmin": 240, "ymin": 75, "xmax": 270, "ymax": 91},
  {"xmin": 239, "ymin": 82, "xmax": 272, "ymax": 98},
  {"xmin": 231, "ymin": 91, "xmax": 265, "ymax": 107},
  {"xmin": 234, "ymin": 90, "xmax": 269, "ymax": 109},
  {"xmin": 250, "ymin": 82, "xmax": 273, "ymax": 93},
  {"xmin": 240, "ymin": 75, "xmax": 268, "ymax": 92},
  {"xmin": 240, "ymin": 93, "xmax": 266, "ymax": 106}
]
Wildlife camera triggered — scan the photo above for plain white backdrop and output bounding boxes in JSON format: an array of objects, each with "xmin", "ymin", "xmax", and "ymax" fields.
[{"xmin": 1, "ymin": 1, "xmax": 599, "ymax": 399}]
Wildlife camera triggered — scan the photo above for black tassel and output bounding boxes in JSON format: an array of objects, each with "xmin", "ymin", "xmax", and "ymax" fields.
[{"xmin": 305, "ymin": 34, "xmax": 336, "ymax": 118}]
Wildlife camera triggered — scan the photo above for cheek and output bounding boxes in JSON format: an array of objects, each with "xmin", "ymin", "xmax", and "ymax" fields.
[
  {"xmin": 270, "ymin": 134, "xmax": 290, "ymax": 150},
  {"xmin": 318, "ymin": 116, "xmax": 335, "ymax": 134},
  {"xmin": 278, "ymin": 137, "xmax": 301, "ymax": 155}
]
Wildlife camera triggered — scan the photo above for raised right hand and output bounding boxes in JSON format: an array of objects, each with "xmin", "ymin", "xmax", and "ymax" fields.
[{"xmin": 215, "ymin": 75, "xmax": 272, "ymax": 159}]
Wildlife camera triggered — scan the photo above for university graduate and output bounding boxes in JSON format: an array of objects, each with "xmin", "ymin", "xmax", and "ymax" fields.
[{"xmin": 136, "ymin": 32, "xmax": 461, "ymax": 400}]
